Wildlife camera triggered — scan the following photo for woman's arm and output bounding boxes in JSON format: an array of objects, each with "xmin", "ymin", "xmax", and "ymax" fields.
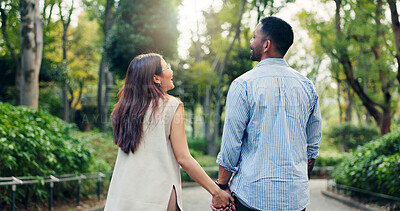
[{"xmin": 170, "ymin": 103, "xmax": 234, "ymax": 210}]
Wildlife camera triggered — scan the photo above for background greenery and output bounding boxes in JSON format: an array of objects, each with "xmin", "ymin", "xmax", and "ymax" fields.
[
  {"xmin": 0, "ymin": 102, "xmax": 111, "ymax": 206},
  {"xmin": 333, "ymin": 129, "xmax": 400, "ymax": 197},
  {"xmin": 1, "ymin": 0, "xmax": 400, "ymax": 208}
]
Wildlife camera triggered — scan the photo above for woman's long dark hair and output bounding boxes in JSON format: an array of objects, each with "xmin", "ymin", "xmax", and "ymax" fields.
[{"xmin": 111, "ymin": 53, "xmax": 165, "ymax": 154}]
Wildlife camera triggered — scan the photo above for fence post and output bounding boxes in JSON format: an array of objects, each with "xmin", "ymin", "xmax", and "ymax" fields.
[
  {"xmin": 24, "ymin": 186, "xmax": 29, "ymax": 209},
  {"xmin": 48, "ymin": 182, "xmax": 53, "ymax": 211},
  {"xmin": 97, "ymin": 173, "xmax": 106, "ymax": 200},
  {"xmin": 11, "ymin": 184, "xmax": 16, "ymax": 211},
  {"xmin": 97, "ymin": 174, "xmax": 101, "ymax": 200},
  {"xmin": 77, "ymin": 179, "xmax": 81, "ymax": 204}
]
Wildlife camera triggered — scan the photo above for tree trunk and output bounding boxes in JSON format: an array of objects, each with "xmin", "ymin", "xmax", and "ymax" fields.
[
  {"xmin": 334, "ymin": 72, "xmax": 343, "ymax": 123},
  {"xmin": 98, "ymin": 57, "xmax": 106, "ymax": 129},
  {"xmin": 387, "ymin": 0, "xmax": 400, "ymax": 84},
  {"xmin": 334, "ymin": 0, "xmax": 391, "ymax": 134},
  {"xmin": 102, "ymin": 69, "xmax": 113, "ymax": 129},
  {"xmin": 98, "ymin": 0, "xmax": 115, "ymax": 131},
  {"xmin": 210, "ymin": 0, "xmax": 246, "ymax": 155},
  {"xmin": 59, "ymin": 0, "xmax": 74, "ymax": 122},
  {"xmin": 255, "ymin": 0, "xmax": 262, "ymax": 23},
  {"xmin": 191, "ymin": 106, "xmax": 195, "ymax": 138},
  {"xmin": 204, "ymin": 83, "xmax": 213, "ymax": 154},
  {"xmin": 345, "ymin": 85, "xmax": 353, "ymax": 122},
  {"xmin": 204, "ymin": 54, "xmax": 219, "ymax": 155},
  {"xmin": 373, "ymin": 0, "xmax": 391, "ymax": 134},
  {"xmin": 19, "ymin": 0, "xmax": 43, "ymax": 109}
]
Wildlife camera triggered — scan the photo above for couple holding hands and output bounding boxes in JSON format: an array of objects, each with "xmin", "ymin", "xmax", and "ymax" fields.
[{"xmin": 104, "ymin": 16, "xmax": 322, "ymax": 211}]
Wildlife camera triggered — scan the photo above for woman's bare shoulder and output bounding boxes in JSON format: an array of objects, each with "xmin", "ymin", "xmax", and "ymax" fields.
[{"xmin": 165, "ymin": 95, "xmax": 182, "ymax": 106}]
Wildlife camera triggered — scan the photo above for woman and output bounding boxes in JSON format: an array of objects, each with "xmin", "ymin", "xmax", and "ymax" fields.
[{"xmin": 104, "ymin": 53, "xmax": 234, "ymax": 211}]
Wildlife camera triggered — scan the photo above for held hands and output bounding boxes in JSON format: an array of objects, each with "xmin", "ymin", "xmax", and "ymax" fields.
[{"xmin": 210, "ymin": 189, "xmax": 235, "ymax": 211}]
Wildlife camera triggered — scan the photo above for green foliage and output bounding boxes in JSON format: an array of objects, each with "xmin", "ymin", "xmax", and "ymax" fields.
[
  {"xmin": 0, "ymin": 102, "xmax": 94, "ymax": 177},
  {"xmin": 0, "ymin": 102, "xmax": 107, "ymax": 206},
  {"xmin": 71, "ymin": 129, "xmax": 117, "ymax": 172},
  {"xmin": 187, "ymin": 137, "xmax": 208, "ymax": 153},
  {"xmin": 0, "ymin": 57, "xmax": 17, "ymax": 103},
  {"xmin": 106, "ymin": 0, "xmax": 181, "ymax": 77},
  {"xmin": 39, "ymin": 85, "xmax": 63, "ymax": 118},
  {"xmin": 298, "ymin": 1, "xmax": 398, "ymax": 133},
  {"xmin": 332, "ymin": 130, "xmax": 400, "ymax": 197},
  {"xmin": 326, "ymin": 123, "xmax": 379, "ymax": 152},
  {"xmin": 181, "ymin": 152, "xmax": 218, "ymax": 182},
  {"xmin": 39, "ymin": 58, "xmax": 66, "ymax": 83},
  {"xmin": 315, "ymin": 151, "xmax": 347, "ymax": 167}
]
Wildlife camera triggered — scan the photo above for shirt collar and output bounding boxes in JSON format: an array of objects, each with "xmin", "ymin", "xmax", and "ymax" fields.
[{"xmin": 255, "ymin": 58, "xmax": 288, "ymax": 68}]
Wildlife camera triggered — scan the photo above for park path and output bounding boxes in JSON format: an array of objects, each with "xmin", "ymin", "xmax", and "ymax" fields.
[{"xmin": 182, "ymin": 179, "xmax": 358, "ymax": 211}]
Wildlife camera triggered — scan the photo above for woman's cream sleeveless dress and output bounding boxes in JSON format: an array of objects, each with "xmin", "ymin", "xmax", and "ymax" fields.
[{"xmin": 105, "ymin": 97, "xmax": 183, "ymax": 210}]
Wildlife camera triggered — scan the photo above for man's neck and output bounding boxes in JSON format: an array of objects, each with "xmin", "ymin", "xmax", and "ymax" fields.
[
  {"xmin": 260, "ymin": 56, "xmax": 283, "ymax": 61},
  {"xmin": 260, "ymin": 53, "xmax": 283, "ymax": 61}
]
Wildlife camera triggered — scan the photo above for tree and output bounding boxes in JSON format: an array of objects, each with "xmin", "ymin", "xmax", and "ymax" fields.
[
  {"xmin": 106, "ymin": 0, "xmax": 181, "ymax": 77},
  {"xmin": 210, "ymin": 0, "xmax": 246, "ymax": 155},
  {"xmin": 57, "ymin": 0, "xmax": 74, "ymax": 121},
  {"xmin": 387, "ymin": 0, "xmax": 400, "ymax": 84},
  {"xmin": 299, "ymin": 0, "xmax": 398, "ymax": 134},
  {"xmin": 175, "ymin": 0, "xmax": 294, "ymax": 155},
  {"xmin": 0, "ymin": 1, "xmax": 20, "ymax": 103},
  {"xmin": 68, "ymin": 12, "xmax": 101, "ymax": 130},
  {"xmin": 82, "ymin": 0, "xmax": 116, "ymax": 131},
  {"xmin": 19, "ymin": 0, "xmax": 43, "ymax": 109},
  {"xmin": 252, "ymin": 0, "xmax": 295, "ymax": 23}
]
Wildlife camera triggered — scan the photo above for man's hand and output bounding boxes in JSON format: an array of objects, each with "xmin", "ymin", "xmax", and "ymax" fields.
[
  {"xmin": 210, "ymin": 189, "xmax": 235, "ymax": 211},
  {"xmin": 308, "ymin": 158, "xmax": 315, "ymax": 180},
  {"xmin": 211, "ymin": 189, "xmax": 236, "ymax": 211}
]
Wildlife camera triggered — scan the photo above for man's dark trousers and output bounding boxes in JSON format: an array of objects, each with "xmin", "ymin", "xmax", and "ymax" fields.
[{"xmin": 233, "ymin": 195, "xmax": 306, "ymax": 211}]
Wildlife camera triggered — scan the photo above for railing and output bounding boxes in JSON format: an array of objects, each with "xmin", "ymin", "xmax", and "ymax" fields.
[
  {"xmin": 1, "ymin": 166, "xmax": 336, "ymax": 211},
  {"xmin": 327, "ymin": 180, "xmax": 400, "ymax": 210},
  {"xmin": 0, "ymin": 172, "xmax": 112, "ymax": 211}
]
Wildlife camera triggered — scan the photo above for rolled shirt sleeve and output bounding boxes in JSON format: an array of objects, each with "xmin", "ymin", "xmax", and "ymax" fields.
[
  {"xmin": 306, "ymin": 95, "xmax": 322, "ymax": 159},
  {"xmin": 217, "ymin": 80, "xmax": 250, "ymax": 173}
]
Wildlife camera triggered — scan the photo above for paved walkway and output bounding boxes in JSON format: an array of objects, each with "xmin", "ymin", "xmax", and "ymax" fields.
[{"xmin": 182, "ymin": 179, "xmax": 357, "ymax": 211}]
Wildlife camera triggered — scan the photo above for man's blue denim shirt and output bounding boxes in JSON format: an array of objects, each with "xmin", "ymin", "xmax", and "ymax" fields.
[{"xmin": 217, "ymin": 58, "xmax": 322, "ymax": 211}]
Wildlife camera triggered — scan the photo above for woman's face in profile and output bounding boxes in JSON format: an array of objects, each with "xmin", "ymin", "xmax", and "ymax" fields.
[{"xmin": 158, "ymin": 58, "xmax": 175, "ymax": 91}]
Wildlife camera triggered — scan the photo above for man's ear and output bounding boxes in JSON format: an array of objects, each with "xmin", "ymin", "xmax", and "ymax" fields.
[
  {"xmin": 153, "ymin": 75, "xmax": 160, "ymax": 84},
  {"xmin": 264, "ymin": 40, "xmax": 271, "ymax": 53}
]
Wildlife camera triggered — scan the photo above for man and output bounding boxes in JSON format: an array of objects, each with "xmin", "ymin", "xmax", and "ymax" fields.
[{"xmin": 214, "ymin": 17, "xmax": 322, "ymax": 211}]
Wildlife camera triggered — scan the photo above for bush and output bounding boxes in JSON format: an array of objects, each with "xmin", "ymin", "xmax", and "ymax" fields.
[
  {"xmin": 0, "ymin": 102, "xmax": 93, "ymax": 176},
  {"xmin": 332, "ymin": 130, "xmax": 400, "ymax": 197},
  {"xmin": 71, "ymin": 130, "xmax": 117, "ymax": 172},
  {"xmin": 0, "ymin": 102, "xmax": 97, "ymax": 207},
  {"xmin": 315, "ymin": 151, "xmax": 347, "ymax": 167},
  {"xmin": 187, "ymin": 137, "xmax": 207, "ymax": 152},
  {"xmin": 327, "ymin": 123, "xmax": 379, "ymax": 152}
]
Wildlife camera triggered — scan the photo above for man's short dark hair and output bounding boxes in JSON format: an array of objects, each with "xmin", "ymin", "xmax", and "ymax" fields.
[{"xmin": 260, "ymin": 17, "xmax": 294, "ymax": 56}]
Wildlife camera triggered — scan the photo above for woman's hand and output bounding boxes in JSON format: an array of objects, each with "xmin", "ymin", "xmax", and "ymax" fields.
[{"xmin": 211, "ymin": 189, "xmax": 235, "ymax": 211}]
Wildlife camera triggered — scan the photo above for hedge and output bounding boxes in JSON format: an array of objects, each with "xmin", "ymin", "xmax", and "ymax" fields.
[
  {"xmin": 0, "ymin": 102, "xmax": 97, "ymax": 207},
  {"xmin": 0, "ymin": 102, "xmax": 94, "ymax": 177},
  {"xmin": 332, "ymin": 130, "xmax": 400, "ymax": 197}
]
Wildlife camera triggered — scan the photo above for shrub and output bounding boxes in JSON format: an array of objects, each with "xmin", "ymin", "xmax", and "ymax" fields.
[
  {"xmin": 0, "ymin": 102, "xmax": 96, "ymax": 207},
  {"xmin": 315, "ymin": 151, "xmax": 347, "ymax": 167},
  {"xmin": 187, "ymin": 137, "xmax": 207, "ymax": 152},
  {"xmin": 0, "ymin": 102, "xmax": 93, "ymax": 176},
  {"xmin": 71, "ymin": 130, "xmax": 117, "ymax": 172},
  {"xmin": 332, "ymin": 130, "xmax": 400, "ymax": 197},
  {"xmin": 327, "ymin": 123, "xmax": 379, "ymax": 152}
]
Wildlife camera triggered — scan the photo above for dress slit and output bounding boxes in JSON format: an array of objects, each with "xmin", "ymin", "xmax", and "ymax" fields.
[{"xmin": 167, "ymin": 185, "xmax": 181, "ymax": 211}]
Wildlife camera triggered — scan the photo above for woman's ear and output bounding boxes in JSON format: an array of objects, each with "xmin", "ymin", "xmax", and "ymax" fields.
[{"xmin": 153, "ymin": 75, "xmax": 161, "ymax": 84}]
